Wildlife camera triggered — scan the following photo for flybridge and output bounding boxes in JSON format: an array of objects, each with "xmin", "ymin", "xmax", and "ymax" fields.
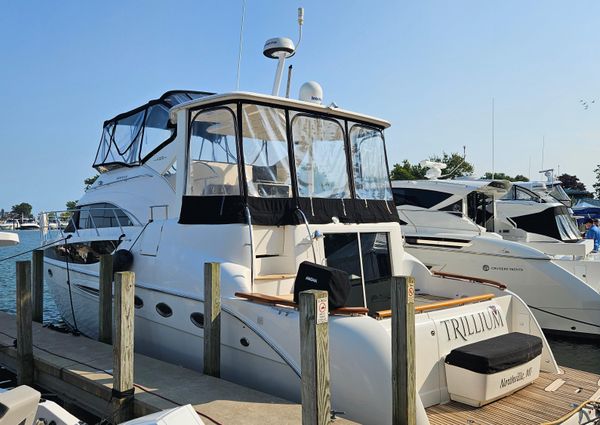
[{"xmin": 93, "ymin": 90, "xmax": 212, "ymax": 172}]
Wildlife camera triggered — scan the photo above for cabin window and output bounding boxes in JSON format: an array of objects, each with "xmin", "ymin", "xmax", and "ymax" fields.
[
  {"xmin": 350, "ymin": 124, "xmax": 392, "ymax": 200},
  {"xmin": 392, "ymin": 188, "xmax": 452, "ymax": 209},
  {"xmin": 77, "ymin": 203, "xmax": 134, "ymax": 229},
  {"xmin": 292, "ymin": 115, "xmax": 350, "ymax": 199},
  {"xmin": 323, "ymin": 232, "xmax": 392, "ymax": 312},
  {"xmin": 242, "ymin": 104, "xmax": 292, "ymax": 198},
  {"xmin": 188, "ymin": 106, "xmax": 240, "ymax": 196}
]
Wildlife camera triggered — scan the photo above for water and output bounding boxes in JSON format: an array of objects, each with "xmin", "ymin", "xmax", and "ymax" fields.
[
  {"xmin": 0, "ymin": 230, "xmax": 61, "ymax": 323},
  {"xmin": 1, "ymin": 231, "xmax": 599, "ymax": 374}
]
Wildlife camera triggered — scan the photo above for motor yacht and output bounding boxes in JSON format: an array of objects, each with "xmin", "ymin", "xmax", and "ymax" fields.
[
  {"xmin": 392, "ymin": 178, "xmax": 600, "ymax": 338},
  {"xmin": 19, "ymin": 217, "xmax": 40, "ymax": 231},
  {"xmin": 0, "ymin": 219, "xmax": 20, "ymax": 230}
]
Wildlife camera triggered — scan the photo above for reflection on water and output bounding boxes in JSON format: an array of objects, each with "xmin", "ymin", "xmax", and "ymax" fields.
[
  {"xmin": 1, "ymin": 231, "xmax": 599, "ymax": 375},
  {"xmin": 0, "ymin": 230, "xmax": 61, "ymax": 323},
  {"xmin": 546, "ymin": 335, "xmax": 600, "ymax": 374}
]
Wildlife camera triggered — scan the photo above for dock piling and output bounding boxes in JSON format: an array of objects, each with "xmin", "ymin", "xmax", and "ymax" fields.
[
  {"xmin": 16, "ymin": 260, "xmax": 33, "ymax": 386},
  {"xmin": 203, "ymin": 262, "xmax": 221, "ymax": 378},
  {"xmin": 391, "ymin": 276, "xmax": 416, "ymax": 425},
  {"xmin": 299, "ymin": 289, "xmax": 331, "ymax": 425},
  {"xmin": 99, "ymin": 254, "xmax": 113, "ymax": 344},
  {"xmin": 31, "ymin": 249, "xmax": 44, "ymax": 324},
  {"xmin": 111, "ymin": 271, "xmax": 135, "ymax": 423}
]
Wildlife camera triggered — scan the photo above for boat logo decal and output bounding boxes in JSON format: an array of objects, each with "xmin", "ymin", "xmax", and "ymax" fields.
[{"xmin": 482, "ymin": 264, "xmax": 524, "ymax": 272}]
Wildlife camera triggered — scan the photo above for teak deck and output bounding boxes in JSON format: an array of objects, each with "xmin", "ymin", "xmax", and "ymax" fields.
[{"xmin": 427, "ymin": 366, "xmax": 600, "ymax": 425}]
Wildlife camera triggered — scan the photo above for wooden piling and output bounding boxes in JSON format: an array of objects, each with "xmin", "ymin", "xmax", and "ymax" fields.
[
  {"xmin": 203, "ymin": 262, "xmax": 221, "ymax": 378},
  {"xmin": 299, "ymin": 289, "xmax": 331, "ymax": 425},
  {"xmin": 16, "ymin": 260, "xmax": 33, "ymax": 386},
  {"xmin": 391, "ymin": 276, "xmax": 416, "ymax": 425},
  {"xmin": 98, "ymin": 254, "xmax": 113, "ymax": 344},
  {"xmin": 111, "ymin": 271, "xmax": 135, "ymax": 423},
  {"xmin": 31, "ymin": 249, "xmax": 44, "ymax": 324}
]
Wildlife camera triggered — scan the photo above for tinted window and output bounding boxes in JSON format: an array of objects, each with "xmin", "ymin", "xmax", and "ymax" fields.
[
  {"xmin": 392, "ymin": 188, "xmax": 452, "ymax": 208},
  {"xmin": 78, "ymin": 203, "xmax": 134, "ymax": 229}
]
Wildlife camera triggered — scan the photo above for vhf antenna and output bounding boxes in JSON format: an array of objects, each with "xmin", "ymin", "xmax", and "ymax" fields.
[{"xmin": 263, "ymin": 7, "xmax": 304, "ymax": 96}]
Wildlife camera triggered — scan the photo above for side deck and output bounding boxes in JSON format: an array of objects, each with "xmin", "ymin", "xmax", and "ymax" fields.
[{"xmin": 427, "ymin": 366, "xmax": 600, "ymax": 424}]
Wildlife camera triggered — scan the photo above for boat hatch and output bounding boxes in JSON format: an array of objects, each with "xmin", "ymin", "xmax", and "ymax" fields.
[{"xmin": 179, "ymin": 98, "xmax": 399, "ymax": 226}]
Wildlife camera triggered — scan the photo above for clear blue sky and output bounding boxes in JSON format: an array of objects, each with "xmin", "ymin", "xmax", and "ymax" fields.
[{"xmin": 1, "ymin": 1, "xmax": 599, "ymax": 213}]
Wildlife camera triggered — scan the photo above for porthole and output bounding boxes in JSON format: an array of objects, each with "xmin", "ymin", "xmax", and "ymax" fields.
[
  {"xmin": 240, "ymin": 337, "xmax": 250, "ymax": 347},
  {"xmin": 47, "ymin": 268, "xmax": 53, "ymax": 277},
  {"xmin": 134, "ymin": 296, "xmax": 143, "ymax": 309},
  {"xmin": 190, "ymin": 312, "xmax": 204, "ymax": 328},
  {"xmin": 156, "ymin": 302, "xmax": 172, "ymax": 318}
]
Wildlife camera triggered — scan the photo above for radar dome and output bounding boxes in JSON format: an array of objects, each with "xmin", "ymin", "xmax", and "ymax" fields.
[{"xmin": 299, "ymin": 81, "xmax": 323, "ymax": 104}]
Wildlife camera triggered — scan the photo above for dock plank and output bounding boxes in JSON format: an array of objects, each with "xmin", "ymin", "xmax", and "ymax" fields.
[
  {"xmin": 426, "ymin": 366, "xmax": 600, "ymax": 425},
  {"xmin": 0, "ymin": 311, "xmax": 356, "ymax": 424}
]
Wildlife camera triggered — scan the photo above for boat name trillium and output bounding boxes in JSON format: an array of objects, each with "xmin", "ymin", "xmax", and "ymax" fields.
[{"xmin": 440, "ymin": 306, "xmax": 504, "ymax": 341}]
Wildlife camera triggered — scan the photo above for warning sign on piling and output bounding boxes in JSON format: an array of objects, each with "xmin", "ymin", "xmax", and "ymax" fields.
[
  {"xmin": 316, "ymin": 297, "xmax": 328, "ymax": 324},
  {"xmin": 407, "ymin": 281, "xmax": 415, "ymax": 304}
]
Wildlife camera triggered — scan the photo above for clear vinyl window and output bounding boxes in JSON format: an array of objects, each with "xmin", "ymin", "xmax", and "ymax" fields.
[
  {"xmin": 242, "ymin": 104, "xmax": 292, "ymax": 198},
  {"xmin": 188, "ymin": 106, "xmax": 240, "ymax": 196},
  {"xmin": 292, "ymin": 114, "xmax": 350, "ymax": 199},
  {"xmin": 350, "ymin": 124, "xmax": 392, "ymax": 200}
]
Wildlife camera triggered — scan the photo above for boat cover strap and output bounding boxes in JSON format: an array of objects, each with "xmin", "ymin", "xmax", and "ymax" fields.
[{"xmin": 445, "ymin": 332, "xmax": 543, "ymax": 374}]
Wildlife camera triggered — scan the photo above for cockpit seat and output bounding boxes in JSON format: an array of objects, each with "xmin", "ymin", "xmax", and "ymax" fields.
[{"xmin": 444, "ymin": 332, "xmax": 543, "ymax": 407}]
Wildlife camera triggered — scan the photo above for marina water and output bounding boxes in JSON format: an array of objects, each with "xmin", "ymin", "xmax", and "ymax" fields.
[{"xmin": 1, "ymin": 230, "xmax": 598, "ymax": 374}]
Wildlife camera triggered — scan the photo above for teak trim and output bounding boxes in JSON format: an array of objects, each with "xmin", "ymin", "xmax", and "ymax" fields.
[
  {"xmin": 234, "ymin": 292, "xmax": 369, "ymax": 316},
  {"xmin": 375, "ymin": 293, "xmax": 495, "ymax": 318}
]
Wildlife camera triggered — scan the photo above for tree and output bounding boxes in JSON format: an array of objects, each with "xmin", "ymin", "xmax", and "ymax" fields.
[
  {"xmin": 11, "ymin": 202, "xmax": 32, "ymax": 218},
  {"xmin": 482, "ymin": 172, "xmax": 529, "ymax": 182},
  {"xmin": 390, "ymin": 160, "xmax": 426, "ymax": 180},
  {"xmin": 84, "ymin": 175, "xmax": 99, "ymax": 190},
  {"xmin": 430, "ymin": 152, "xmax": 474, "ymax": 178},
  {"xmin": 65, "ymin": 200, "xmax": 77, "ymax": 210},
  {"xmin": 558, "ymin": 173, "xmax": 586, "ymax": 191},
  {"xmin": 390, "ymin": 152, "xmax": 474, "ymax": 180}
]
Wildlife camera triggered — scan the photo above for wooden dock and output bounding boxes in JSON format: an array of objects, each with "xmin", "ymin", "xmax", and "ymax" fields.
[
  {"xmin": 427, "ymin": 366, "xmax": 600, "ymax": 424},
  {"xmin": 0, "ymin": 311, "xmax": 355, "ymax": 424}
]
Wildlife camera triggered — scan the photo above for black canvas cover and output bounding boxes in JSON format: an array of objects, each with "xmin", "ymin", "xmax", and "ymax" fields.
[
  {"xmin": 445, "ymin": 332, "xmax": 542, "ymax": 374},
  {"xmin": 293, "ymin": 261, "xmax": 351, "ymax": 309}
]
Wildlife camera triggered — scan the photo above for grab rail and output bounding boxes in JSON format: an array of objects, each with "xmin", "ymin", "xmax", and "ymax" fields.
[
  {"xmin": 375, "ymin": 293, "xmax": 495, "ymax": 318},
  {"xmin": 234, "ymin": 292, "xmax": 370, "ymax": 316},
  {"xmin": 431, "ymin": 270, "xmax": 507, "ymax": 290}
]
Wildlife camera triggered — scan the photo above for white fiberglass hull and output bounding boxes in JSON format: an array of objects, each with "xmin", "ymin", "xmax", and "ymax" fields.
[{"xmin": 405, "ymin": 238, "xmax": 600, "ymax": 337}]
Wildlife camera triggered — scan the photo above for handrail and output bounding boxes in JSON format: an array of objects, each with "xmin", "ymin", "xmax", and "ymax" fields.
[
  {"xmin": 431, "ymin": 270, "xmax": 507, "ymax": 290},
  {"xmin": 375, "ymin": 293, "xmax": 495, "ymax": 318},
  {"xmin": 234, "ymin": 292, "xmax": 370, "ymax": 316},
  {"xmin": 244, "ymin": 206, "xmax": 255, "ymax": 293}
]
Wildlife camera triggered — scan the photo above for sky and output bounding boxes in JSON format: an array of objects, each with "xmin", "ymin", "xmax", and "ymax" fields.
[{"xmin": 1, "ymin": 1, "xmax": 599, "ymax": 213}]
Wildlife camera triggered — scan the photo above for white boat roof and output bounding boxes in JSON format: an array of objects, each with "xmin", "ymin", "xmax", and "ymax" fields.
[
  {"xmin": 392, "ymin": 178, "xmax": 511, "ymax": 197},
  {"xmin": 169, "ymin": 91, "xmax": 391, "ymax": 129},
  {"xmin": 0, "ymin": 232, "xmax": 19, "ymax": 247}
]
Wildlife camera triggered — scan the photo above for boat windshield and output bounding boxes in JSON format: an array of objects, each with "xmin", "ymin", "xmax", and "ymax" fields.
[
  {"xmin": 549, "ymin": 184, "xmax": 572, "ymax": 207},
  {"xmin": 186, "ymin": 102, "xmax": 391, "ymax": 201},
  {"xmin": 94, "ymin": 91, "xmax": 211, "ymax": 171}
]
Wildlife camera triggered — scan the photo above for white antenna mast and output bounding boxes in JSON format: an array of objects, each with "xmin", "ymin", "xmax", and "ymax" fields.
[
  {"xmin": 235, "ymin": 0, "xmax": 247, "ymax": 91},
  {"xmin": 263, "ymin": 7, "xmax": 304, "ymax": 96},
  {"xmin": 491, "ymin": 97, "xmax": 495, "ymax": 180}
]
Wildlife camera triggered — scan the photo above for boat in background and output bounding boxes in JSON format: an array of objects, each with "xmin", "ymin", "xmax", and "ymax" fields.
[
  {"xmin": 392, "ymin": 178, "xmax": 600, "ymax": 338},
  {"xmin": 18, "ymin": 218, "xmax": 40, "ymax": 231},
  {"xmin": 0, "ymin": 219, "xmax": 20, "ymax": 230}
]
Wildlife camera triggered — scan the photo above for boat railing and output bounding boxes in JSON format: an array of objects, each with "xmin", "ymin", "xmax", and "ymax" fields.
[{"xmin": 40, "ymin": 207, "xmax": 142, "ymax": 243}]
